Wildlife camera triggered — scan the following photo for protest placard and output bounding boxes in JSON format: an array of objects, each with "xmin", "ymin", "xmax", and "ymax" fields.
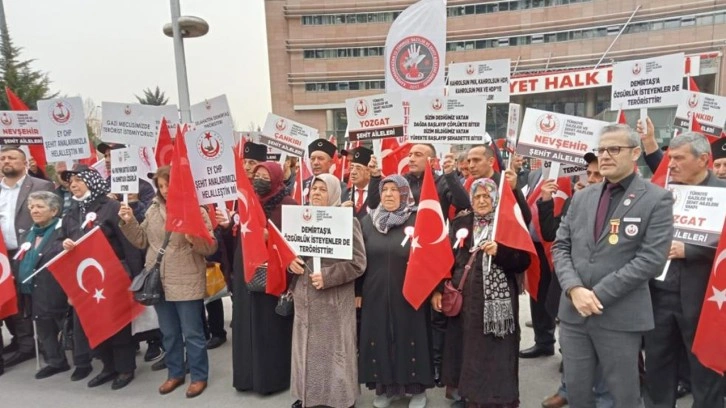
[
  {"xmin": 506, "ymin": 103, "xmax": 521, "ymax": 151},
  {"xmin": 542, "ymin": 160, "xmax": 586, "ymax": 178},
  {"xmin": 0, "ymin": 111, "xmax": 42, "ymax": 144},
  {"xmin": 611, "ymin": 53, "xmax": 685, "ymax": 110},
  {"xmin": 673, "ymin": 91, "xmax": 726, "ymax": 136},
  {"xmin": 281, "ymin": 206, "xmax": 353, "ymax": 260},
  {"xmin": 448, "ymin": 59, "xmax": 510, "ymax": 103},
  {"xmin": 346, "ymin": 93, "xmax": 404, "ymax": 141},
  {"xmin": 110, "ymin": 147, "xmax": 139, "ymax": 195},
  {"xmin": 515, "ymin": 108, "xmax": 606, "ymax": 167},
  {"xmin": 407, "ymin": 95, "xmax": 487, "ymax": 144},
  {"xmin": 101, "ymin": 102, "xmax": 177, "ymax": 147},
  {"xmin": 191, "ymin": 95, "xmax": 234, "ymax": 135},
  {"xmin": 261, "ymin": 113, "xmax": 318, "ymax": 157},
  {"xmin": 37, "ymin": 97, "xmax": 91, "ymax": 161},
  {"xmin": 668, "ymin": 185, "xmax": 726, "ymax": 247},
  {"xmin": 184, "ymin": 125, "xmax": 237, "ymax": 204}
]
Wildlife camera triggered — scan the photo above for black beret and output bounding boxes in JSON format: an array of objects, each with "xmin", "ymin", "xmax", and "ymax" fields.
[
  {"xmin": 349, "ymin": 147, "xmax": 373, "ymax": 166},
  {"xmin": 243, "ymin": 141, "xmax": 267, "ymax": 162},
  {"xmin": 308, "ymin": 138, "xmax": 337, "ymax": 158},
  {"xmin": 711, "ymin": 137, "xmax": 726, "ymax": 161}
]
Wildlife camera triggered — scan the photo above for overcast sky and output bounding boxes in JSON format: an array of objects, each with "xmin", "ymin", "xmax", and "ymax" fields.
[{"xmin": 5, "ymin": 0, "xmax": 271, "ymax": 129}]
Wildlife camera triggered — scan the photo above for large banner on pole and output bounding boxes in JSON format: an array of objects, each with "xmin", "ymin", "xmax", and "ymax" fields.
[
  {"xmin": 447, "ymin": 59, "xmax": 510, "ymax": 103},
  {"xmin": 407, "ymin": 95, "xmax": 487, "ymax": 144},
  {"xmin": 37, "ymin": 97, "xmax": 91, "ymax": 161},
  {"xmin": 669, "ymin": 185, "xmax": 726, "ymax": 247},
  {"xmin": 345, "ymin": 93, "xmax": 404, "ymax": 141},
  {"xmin": 611, "ymin": 53, "xmax": 685, "ymax": 110},
  {"xmin": 281, "ymin": 206, "xmax": 354, "ymax": 260}
]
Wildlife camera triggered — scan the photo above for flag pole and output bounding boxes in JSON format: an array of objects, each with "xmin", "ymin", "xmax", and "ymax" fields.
[{"xmin": 32, "ymin": 320, "xmax": 41, "ymax": 371}]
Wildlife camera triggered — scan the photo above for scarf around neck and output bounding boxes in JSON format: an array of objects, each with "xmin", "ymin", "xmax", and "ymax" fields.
[
  {"xmin": 18, "ymin": 218, "xmax": 60, "ymax": 294},
  {"xmin": 370, "ymin": 174, "xmax": 415, "ymax": 234}
]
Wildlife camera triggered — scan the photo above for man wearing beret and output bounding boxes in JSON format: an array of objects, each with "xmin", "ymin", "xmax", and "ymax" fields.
[
  {"xmin": 711, "ymin": 137, "xmax": 726, "ymax": 180},
  {"xmin": 341, "ymin": 147, "xmax": 374, "ymax": 221},
  {"xmin": 302, "ymin": 138, "xmax": 347, "ymax": 205},
  {"xmin": 242, "ymin": 141, "xmax": 268, "ymax": 179}
]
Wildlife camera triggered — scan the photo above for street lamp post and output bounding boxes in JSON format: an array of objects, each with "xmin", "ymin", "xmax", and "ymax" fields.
[{"xmin": 165, "ymin": 0, "xmax": 208, "ymax": 123}]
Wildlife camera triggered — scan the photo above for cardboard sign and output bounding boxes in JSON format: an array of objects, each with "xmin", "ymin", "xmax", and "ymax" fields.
[
  {"xmin": 261, "ymin": 113, "xmax": 318, "ymax": 157},
  {"xmin": 674, "ymin": 91, "xmax": 726, "ymax": 136},
  {"xmin": 184, "ymin": 125, "xmax": 237, "ymax": 204},
  {"xmin": 611, "ymin": 53, "xmax": 685, "ymax": 110},
  {"xmin": 281, "ymin": 205, "xmax": 354, "ymax": 260},
  {"xmin": 191, "ymin": 95, "xmax": 234, "ymax": 135},
  {"xmin": 110, "ymin": 147, "xmax": 139, "ymax": 194},
  {"xmin": 506, "ymin": 103, "xmax": 521, "ymax": 151},
  {"xmin": 37, "ymin": 97, "xmax": 91, "ymax": 161},
  {"xmin": 345, "ymin": 93, "xmax": 404, "ymax": 141},
  {"xmin": 407, "ymin": 95, "xmax": 487, "ymax": 144},
  {"xmin": 0, "ymin": 111, "xmax": 42, "ymax": 144},
  {"xmin": 516, "ymin": 108, "xmax": 607, "ymax": 167},
  {"xmin": 448, "ymin": 59, "xmax": 510, "ymax": 103},
  {"xmin": 101, "ymin": 102, "xmax": 178, "ymax": 147},
  {"xmin": 669, "ymin": 184, "xmax": 726, "ymax": 247}
]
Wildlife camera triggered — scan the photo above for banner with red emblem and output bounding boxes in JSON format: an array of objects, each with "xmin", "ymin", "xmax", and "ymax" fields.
[
  {"xmin": 407, "ymin": 95, "xmax": 487, "ymax": 144},
  {"xmin": 37, "ymin": 96, "xmax": 91, "ymax": 161},
  {"xmin": 0, "ymin": 110, "xmax": 42, "ymax": 144},
  {"xmin": 345, "ymin": 93, "xmax": 405, "ymax": 141},
  {"xmin": 260, "ymin": 113, "xmax": 318, "ymax": 157}
]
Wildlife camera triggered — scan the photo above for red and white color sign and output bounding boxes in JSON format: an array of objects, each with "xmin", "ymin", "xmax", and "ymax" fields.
[
  {"xmin": 0, "ymin": 111, "xmax": 42, "ymax": 144},
  {"xmin": 101, "ymin": 102, "xmax": 178, "ymax": 147},
  {"xmin": 516, "ymin": 108, "xmax": 607, "ymax": 167},
  {"xmin": 37, "ymin": 97, "xmax": 91, "ymax": 161},
  {"xmin": 184, "ymin": 125, "xmax": 237, "ymax": 205},
  {"xmin": 384, "ymin": 0, "xmax": 446, "ymax": 97},
  {"xmin": 669, "ymin": 184, "xmax": 726, "ymax": 248},
  {"xmin": 407, "ymin": 95, "xmax": 487, "ymax": 144},
  {"xmin": 346, "ymin": 93, "xmax": 405, "ymax": 141},
  {"xmin": 674, "ymin": 91, "xmax": 726, "ymax": 137},
  {"xmin": 261, "ymin": 113, "xmax": 318, "ymax": 157},
  {"xmin": 611, "ymin": 53, "xmax": 685, "ymax": 110},
  {"xmin": 448, "ymin": 59, "xmax": 510, "ymax": 103}
]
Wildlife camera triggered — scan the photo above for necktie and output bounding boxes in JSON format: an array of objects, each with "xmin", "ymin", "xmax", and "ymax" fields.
[
  {"xmin": 594, "ymin": 183, "xmax": 618, "ymax": 240},
  {"xmin": 355, "ymin": 189, "xmax": 365, "ymax": 211}
]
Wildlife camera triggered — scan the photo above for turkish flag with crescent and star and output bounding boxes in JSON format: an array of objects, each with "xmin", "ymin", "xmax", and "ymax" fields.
[
  {"xmin": 528, "ymin": 177, "xmax": 572, "ymax": 274},
  {"xmin": 381, "ymin": 139, "xmax": 411, "ymax": 176},
  {"xmin": 234, "ymin": 142, "xmax": 268, "ymax": 282},
  {"xmin": 496, "ymin": 182, "xmax": 540, "ymax": 300},
  {"xmin": 0, "ymin": 229, "xmax": 18, "ymax": 320},
  {"xmin": 6, "ymin": 87, "xmax": 48, "ymax": 172},
  {"xmin": 692, "ymin": 219, "xmax": 726, "ymax": 373},
  {"xmin": 155, "ymin": 117, "xmax": 174, "ymax": 167},
  {"xmin": 402, "ymin": 164, "xmax": 453, "ymax": 310},
  {"xmin": 266, "ymin": 220, "xmax": 297, "ymax": 296},
  {"xmin": 46, "ymin": 227, "xmax": 143, "ymax": 348}
]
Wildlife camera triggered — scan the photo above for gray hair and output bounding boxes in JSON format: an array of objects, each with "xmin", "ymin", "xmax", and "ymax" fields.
[
  {"xmin": 599, "ymin": 123, "xmax": 639, "ymax": 147},
  {"xmin": 669, "ymin": 131, "xmax": 711, "ymax": 157},
  {"xmin": 28, "ymin": 191, "xmax": 62, "ymax": 214},
  {"xmin": 457, "ymin": 151, "xmax": 468, "ymax": 163}
]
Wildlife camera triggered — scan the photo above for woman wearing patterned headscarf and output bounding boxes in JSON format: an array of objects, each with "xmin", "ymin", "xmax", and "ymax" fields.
[
  {"xmin": 432, "ymin": 178, "xmax": 530, "ymax": 408},
  {"xmin": 288, "ymin": 173, "xmax": 366, "ymax": 408},
  {"xmin": 358, "ymin": 174, "xmax": 435, "ymax": 408},
  {"xmin": 60, "ymin": 165, "xmax": 139, "ymax": 390}
]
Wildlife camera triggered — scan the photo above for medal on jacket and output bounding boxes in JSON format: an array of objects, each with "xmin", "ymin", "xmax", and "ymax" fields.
[
  {"xmin": 608, "ymin": 219, "xmax": 620, "ymax": 245},
  {"xmin": 13, "ymin": 242, "xmax": 32, "ymax": 261},
  {"xmin": 453, "ymin": 228, "xmax": 469, "ymax": 249},
  {"xmin": 401, "ymin": 226, "xmax": 414, "ymax": 247},
  {"xmin": 81, "ymin": 212, "xmax": 97, "ymax": 229}
]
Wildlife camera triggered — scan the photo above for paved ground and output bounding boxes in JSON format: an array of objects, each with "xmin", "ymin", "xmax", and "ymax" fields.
[{"xmin": 0, "ymin": 295, "xmax": 693, "ymax": 407}]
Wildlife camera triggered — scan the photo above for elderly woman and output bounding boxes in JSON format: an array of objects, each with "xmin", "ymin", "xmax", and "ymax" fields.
[
  {"xmin": 231, "ymin": 161, "xmax": 295, "ymax": 395},
  {"xmin": 288, "ymin": 173, "xmax": 366, "ymax": 408},
  {"xmin": 60, "ymin": 165, "xmax": 138, "ymax": 389},
  {"xmin": 15, "ymin": 192, "xmax": 67, "ymax": 379},
  {"xmin": 358, "ymin": 175, "xmax": 434, "ymax": 408},
  {"xmin": 432, "ymin": 178, "xmax": 530, "ymax": 408},
  {"xmin": 118, "ymin": 165, "xmax": 217, "ymax": 398}
]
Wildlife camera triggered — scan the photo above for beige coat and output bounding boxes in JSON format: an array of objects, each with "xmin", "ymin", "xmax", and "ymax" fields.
[
  {"xmin": 290, "ymin": 220, "xmax": 366, "ymax": 408},
  {"xmin": 119, "ymin": 199, "xmax": 217, "ymax": 301}
]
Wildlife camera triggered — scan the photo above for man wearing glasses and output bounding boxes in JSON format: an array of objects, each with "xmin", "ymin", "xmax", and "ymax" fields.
[{"xmin": 552, "ymin": 124, "xmax": 674, "ymax": 407}]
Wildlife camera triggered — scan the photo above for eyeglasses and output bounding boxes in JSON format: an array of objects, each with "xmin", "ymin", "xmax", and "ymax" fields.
[{"xmin": 593, "ymin": 145, "xmax": 637, "ymax": 157}]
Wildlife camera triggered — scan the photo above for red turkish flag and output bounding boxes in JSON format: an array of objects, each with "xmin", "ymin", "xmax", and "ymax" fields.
[
  {"xmin": 79, "ymin": 138, "xmax": 98, "ymax": 167},
  {"xmin": 381, "ymin": 140, "xmax": 411, "ymax": 176},
  {"xmin": 0, "ymin": 230, "xmax": 18, "ymax": 320},
  {"xmin": 528, "ymin": 177, "xmax": 571, "ymax": 273},
  {"xmin": 165, "ymin": 126, "xmax": 214, "ymax": 244},
  {"xmin": 617, "ymin": 109, "xmax": 627, "ymax": 125},
  {"xmin": 46, "ymin": 227, "xmax": 143, "ymax": 348},
  {"xmin": 266, "ymin": 220, "xmax": 297, "ymax": 296},
  {"xmin": 402, "ymin": 165, "xmax": 454, "ymax": 309},
  {"xmin": 692, "ymin": 220, "xmax": 726, "ymax": 373},
  {"xmin": 688, "ymin": 77, "xmax": 700, "ymax": 92},
  {"xmin": 496, "ymin": 182, "xmax": 540, "ymax": 300},
  {"xmin": 328, "ymin": 135, "xmax": 344, "ymax": 180},
  {"xmin": 234, "ymin": 144, "xmax": 268, "ymax": 281},
  {"xmin": 155, "ymin": 117, "xmax": 175, "ymax": 167},
  {"xmin": 6, "ymin": 87, "xmax": 48, "ymax": 172}
]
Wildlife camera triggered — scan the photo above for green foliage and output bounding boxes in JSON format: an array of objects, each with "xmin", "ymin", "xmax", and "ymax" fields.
[{"xmin": 135, "ymin": 86, "xmax": 169, "ymax": 106}]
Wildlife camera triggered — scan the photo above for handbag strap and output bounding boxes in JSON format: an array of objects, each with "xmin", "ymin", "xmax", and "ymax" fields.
[
  {"xmin": 457, "ymin": 249, "xmax": 480, "ymax": 291},
  {"xmin": 153, "ymin": 232, "xmax": 172, "ymax": 267}
]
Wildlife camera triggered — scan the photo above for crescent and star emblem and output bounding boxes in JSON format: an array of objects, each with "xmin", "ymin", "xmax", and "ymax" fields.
[
  {"xmin": 76, "ymin": 258, "xmax": 106, "ymax": 303},
  {"xmin": 201, "ymin": 132, "xmax": 222, "ymax": 158},
  {"xmin": 52, "ymin": 102, "xmax": 71, "ymax": 124},
  {"xmin": 236, "ymin": 190, "xmax": 252, "ymax": 237},
  {"xmin": 411, "ymin": 199, "xmax": 448, "ymax": 252}
]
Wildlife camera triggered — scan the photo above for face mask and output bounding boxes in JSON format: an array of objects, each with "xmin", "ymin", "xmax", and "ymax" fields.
[{"xmin": 253, "ymin": 179, "xmax": 272, "ymax": 196}]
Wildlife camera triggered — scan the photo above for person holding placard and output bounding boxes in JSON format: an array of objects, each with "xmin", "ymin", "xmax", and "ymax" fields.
[
  {"xmin": 98, "ymin": 143, "xmax": 155, "ymax": 221},
  {"xmin": 552, "ymin": 124, "xmax": 674, "ymax": 408},
  {"xmin": 431, "ymin": 178, "xmax": 531, "ymax": 408},
  {"xmin": 644, "ymin": 132, "xmax": 726, "ymax": 408},
  {"xmin": 288, "ymin": 173, "xmax": 366, "ymax": 408},
  {"xmin": 358, "ymin": 174, "xmax": 434, "ymax": 408}
]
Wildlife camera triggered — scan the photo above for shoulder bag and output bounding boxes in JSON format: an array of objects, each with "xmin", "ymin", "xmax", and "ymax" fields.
[
  {"xmin": 441, "ymin": 249, "xmax": 480, "ymax": 317},
  {"xmin": 129, "ymin": 232, "xmax": 171, "ymax": 306}
]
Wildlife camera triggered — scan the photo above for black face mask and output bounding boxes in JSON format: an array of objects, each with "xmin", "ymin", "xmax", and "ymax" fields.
[{"xmin": 253, "ymin": 179, "xmax": 272, "ymax": 196}]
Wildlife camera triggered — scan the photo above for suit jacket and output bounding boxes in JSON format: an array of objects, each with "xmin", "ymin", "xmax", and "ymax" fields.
[
  {"xmin": 552, "ymin": 174, "xmax": 674, "ymax": 332},
  {"xmin": 344, "ymin": 185, "xmax": 370, "ymax": 220},
  {"xmin": 13, "ymin": 175, "xmax": 55, "ymax": 242}
]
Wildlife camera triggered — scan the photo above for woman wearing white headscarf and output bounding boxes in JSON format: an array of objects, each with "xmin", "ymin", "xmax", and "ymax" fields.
[{"xmin": 289, "ymin": 173, "xmax": 367, "ymax": 408}]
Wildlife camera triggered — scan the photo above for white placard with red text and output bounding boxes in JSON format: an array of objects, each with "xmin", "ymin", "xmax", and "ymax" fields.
[
  {"xmin": 407, "ymin": 95, "xmax": 487, "ymax": 144},
  {"xmin": 611, "ymin": 53, "xmax": 685, "ymax": 110},
  {"xmin": 516, "ymin": 108, "xmax": 607, "ymax": 167},
  {"xmin": 674, "ymin": 91, "xmax": 726, "ymax": 136},
  {"xmin": 447, "ymin": 59, "xmax": 510, "ymax": 103},
  {"xmin": 261, "ymin": 113, "xmax": 318, "ymax": 157},
  {"xmin": 37, "ymin": 97, "xmax": 91, "ymax": 161},
  {"xmin": 345, "ymin": 93, "xmax": 404, "ymax": 141},
  {"xmin": 184, "ymin": 125, "xmax": 237, "ymax": 204},
  {"xmin": 0, "ymin": 111, "xmax": 42, "ymax": 144},
  {"xmin": 668, "ymin": 184, "xmax": 726, "ymax": 247}
]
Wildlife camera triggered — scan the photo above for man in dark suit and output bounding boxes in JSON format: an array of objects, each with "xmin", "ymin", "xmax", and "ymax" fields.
[
  {"xmin": 552, "ymin": 124, "xmax": 674, "ymax": 407},
  {"xmin": 0, "ymin": 146, "xmax": 54, "ymax": 372},
  {"xmin": 302, "ymin": 138, "xmax": 347, "ymax": 205},
  {"xmin": 644, "ymin": 132, "xmax": 726, "ymax": 408},
  {"xmin": 341, "ymin": 147, "xmax": 373, "ymax": 220}
]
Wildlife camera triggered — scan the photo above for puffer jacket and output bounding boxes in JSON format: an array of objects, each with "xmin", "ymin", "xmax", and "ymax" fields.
[{"xmin": 119, "ymin": 198, "xmax": 217, "ymax": 301}]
